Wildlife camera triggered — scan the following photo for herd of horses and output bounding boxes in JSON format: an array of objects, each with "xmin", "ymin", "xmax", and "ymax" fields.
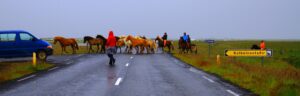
[{"xmin": 53, "ymin": 35, "xmax": 197, "ymax": 54}]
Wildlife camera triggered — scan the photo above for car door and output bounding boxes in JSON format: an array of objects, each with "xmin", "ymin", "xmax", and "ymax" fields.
[
  {"xmin": 0, "ymin": 33, "xmax": 18, "ymax": 57},
  {"xmin": 17, "ymin": 33, "xmax": 37, "ymax": 57}
]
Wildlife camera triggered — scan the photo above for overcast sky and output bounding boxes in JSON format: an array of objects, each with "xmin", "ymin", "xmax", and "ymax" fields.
[{"xmin": 0, "ymin": 0, "xmax": 299, "ymax": 40}]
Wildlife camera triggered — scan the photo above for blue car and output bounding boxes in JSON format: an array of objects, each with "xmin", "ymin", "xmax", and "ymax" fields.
[{"xmin": 0, "ymin": 30, "xmax": 53, "ymax": 60}]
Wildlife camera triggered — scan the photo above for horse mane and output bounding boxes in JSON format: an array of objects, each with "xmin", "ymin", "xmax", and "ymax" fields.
[
  {"xmin": 83, "ymin": 36, "xmax": 94, "ymax": 43},
  {"xmin": 96, "ymin": 35, "xmax": 106, "ymax": 40},
  {"xmin": 180, "ymin": 36, "xmax": 183, "ymax": 40}
]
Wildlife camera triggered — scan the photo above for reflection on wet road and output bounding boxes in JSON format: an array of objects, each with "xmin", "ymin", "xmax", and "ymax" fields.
[{"xmin": 0, "ymin": 52, "xmax": 252, "ymax": 96}]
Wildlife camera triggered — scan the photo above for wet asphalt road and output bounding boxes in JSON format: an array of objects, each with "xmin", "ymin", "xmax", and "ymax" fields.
[{"xmin": 0, "ymin": 52, "xmax": 253, "ymax": 96}]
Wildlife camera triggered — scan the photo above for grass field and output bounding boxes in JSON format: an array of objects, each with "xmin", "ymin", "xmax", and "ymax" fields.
[
  {"xmin": 0, "ymin": 61, "xmax": 53, "ymax": 84},
  {"xmin": 170, "ymin": 40, "xmax": 300, "ymax": 96}
]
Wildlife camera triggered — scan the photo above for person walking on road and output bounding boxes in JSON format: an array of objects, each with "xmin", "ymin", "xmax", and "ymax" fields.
[
  {"xmin": 162, "ymin": 32, "xmax": 168, "ymax": 47},
  {"xmin": 260, "ymin": 40, "xmax": 265, "ymax": 50},
  {"xmin": 106, "ymin": 31, "xmax": 117, "ymax": 66}
]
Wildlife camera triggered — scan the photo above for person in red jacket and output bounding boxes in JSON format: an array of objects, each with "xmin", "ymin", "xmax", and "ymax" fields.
[
  {"xmin": 260, "ymin": 40, "xmax": 265, "ymax": 50},
  {"xmin": 106, "ymin": 31, "xmax": 117, "ymax": 66}
]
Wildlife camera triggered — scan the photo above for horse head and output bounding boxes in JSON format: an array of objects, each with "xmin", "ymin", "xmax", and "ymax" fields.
[
  {"xmin": 53, "ymin": 36, "xmax": 63, "ymax": 44},
  {"xmin": 155, "ymin": 36, "xmax": 162, "ymax": 42},
  {"xmin": 126, "ymin": 35, "xmax": 133, "ymax": 41}
]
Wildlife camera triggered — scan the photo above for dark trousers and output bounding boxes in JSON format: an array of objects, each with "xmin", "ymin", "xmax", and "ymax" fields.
[{"xmin": 107, "ymin": 53, "xmax": 115, "ymax": 65}]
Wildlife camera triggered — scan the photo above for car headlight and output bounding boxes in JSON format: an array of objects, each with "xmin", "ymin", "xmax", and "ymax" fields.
[{"xmin": 47, "ymin": 45, "xmax": 53, "ymax": 49}]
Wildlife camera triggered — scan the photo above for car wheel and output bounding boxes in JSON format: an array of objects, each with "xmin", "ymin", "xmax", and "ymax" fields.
[{"xmin": 37, "ymin": 50, "xmax": 47, "ymax": 60}]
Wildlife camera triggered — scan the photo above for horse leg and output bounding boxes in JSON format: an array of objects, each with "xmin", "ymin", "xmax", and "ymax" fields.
[
  {"xmin": 72, "ymin": 45, "xmax": 76, "ymax": 54},
  {"xmin": 61, "ymin": 46, "xmax": 64, "ymax": 55},
  {"xmin": 168, "ymin": 45, "xmax": 171, "ymax": 53},
  {"xmin": 65, "ymin": 46, "xmax": 69, "ymax": 53},
  {"xmin": 97, "ymin": 45, "xmax": 100, "ymax": 53},
  {"xmin": 125, "ymin": 46, "xmax": 128, "ymax": 52}
]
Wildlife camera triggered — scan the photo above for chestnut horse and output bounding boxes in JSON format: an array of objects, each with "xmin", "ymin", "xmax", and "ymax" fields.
[
  {"xmin": 83, "ymin": 36, "xmax": 103, "ymax": 53},
  {"xmin": 145, "ymin": 39, "xmax": 157, "ymax": 54},
  {"xmin": 126, "ymin": 35, "xmax": 147, "ymax": 54},
  {"xmin": 116, "ymin": 36, "xmax": 132, "ymax": 53},
  {"xmin": 155, "ymin": 36, "xmax": 174, "ymax": 52},
  {"xmin": 54, "ymin": 36, "xmax": 79, "ymax": 54}
]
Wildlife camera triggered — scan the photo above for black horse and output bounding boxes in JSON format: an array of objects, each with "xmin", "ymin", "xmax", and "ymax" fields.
[
  {"xmin": 96, "ymin": 35, "xmax": 107, "ymax": 53},
  {"xmin": 251, "ymin": 44, "xmax": 260, "ymax": 49},
  {"xmin": 96, "ymin": 35, "xmax": 121, "ymax": 53}
]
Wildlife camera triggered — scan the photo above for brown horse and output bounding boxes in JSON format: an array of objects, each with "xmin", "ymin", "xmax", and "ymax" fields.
[
  {"xmin": 155, "ymin": 36, "xmax": 174, "ymax": 52},
  {"xmin": 54, "ymin": 36, "xmax": 79, "ymax": 54},
  {"xmin": 84, "ymin": 36, "xmax": 103, "ymax": 53},
  {"xmin": 126, "ymin": 35, "xmax": 147, "ymax": 54},
  {"xmin": 178, "ymin": 36, "xmax": 197, "ymax": 54}
]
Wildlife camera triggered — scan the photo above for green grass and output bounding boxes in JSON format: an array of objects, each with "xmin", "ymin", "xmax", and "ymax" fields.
[
  {"xmin": 0, "ymin": 39, "xmax": 91, "ymax": 84},
  {"xmin": 0, "ymin": 61, "xmax": 53, "ymax": 83},
  {"xmin": 170, "ymin": 40, "xmax": 300, "ymax": 96}
]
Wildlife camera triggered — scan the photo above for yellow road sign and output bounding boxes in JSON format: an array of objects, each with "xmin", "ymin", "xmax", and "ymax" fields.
[{"xmin": 225, "ymin": 49, "xmax": 272, "ymax": 57}]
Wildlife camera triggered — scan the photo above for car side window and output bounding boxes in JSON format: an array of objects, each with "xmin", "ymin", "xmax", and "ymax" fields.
[
  {"xmin": 20, "ymin": 33, "xmax": 33, "ymax": 41},
  {"xmin": 0, "ymin": 34, "xmax": 16, "ymax": 42}
]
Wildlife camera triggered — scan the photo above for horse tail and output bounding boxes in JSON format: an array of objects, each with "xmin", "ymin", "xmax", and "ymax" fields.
[{"xmin": 83, "ymin": 37, "xmax": 87, "ymax": 43}]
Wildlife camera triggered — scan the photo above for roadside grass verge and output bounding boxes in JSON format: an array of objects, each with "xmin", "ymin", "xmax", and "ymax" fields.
[
  {"xmin": 170, "ymin": 40, "xmax": 300, "ymax": 96},
  {"xmin": 0, "ymin": 61, "xmax": 53, "ymax": 84},
  {"xmin": 0, "ymin": 39, "xmax": 88, "ymax": 84}
]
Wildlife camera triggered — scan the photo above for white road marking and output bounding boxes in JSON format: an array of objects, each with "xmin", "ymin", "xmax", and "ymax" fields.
[
  {"xmin": 64, "ymin": 59, "xmax": 71, "ymax": 62},
  {"xmin": 115, "ymin": 78, "xmax": 123, "ymax": 86},
  {"xmin": 226, "ymin": 90, "xmax": 239, "ymax": 96},
  {"xmin": 48, "ymin": 67, "xmax": 59, "ymax": 71},
  {"xmin": 77, "ymin": 54, "xmax": 83, "ymax": 57},
  {"xmin": 125, "ymin": 63, "xmax": 129, "ymax": 67},
  {"xmin": 18, "ymin": 75, "xmax": 36, "ymax": 82},
  {"xmin": 189, "ymin": 68, "xmax": 202, "ymax": 74},
  {"xmin": 66, "ymin": 61, "xmax": 73, "ymax": 65},
  {"xmin": 130, "ymin": 56, "xmax": 134, "ymax": 59},
  {"xmin": 202, "ymin": 76, "xmax": 215, "ymax": 83}
]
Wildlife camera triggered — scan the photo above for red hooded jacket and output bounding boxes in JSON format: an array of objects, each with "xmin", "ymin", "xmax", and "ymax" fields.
[{"xmin": 106, "ymin": 31, "xmax": 116, "ymax": 47}]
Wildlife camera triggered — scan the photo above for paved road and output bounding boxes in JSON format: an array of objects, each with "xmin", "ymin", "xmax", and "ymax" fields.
[{"xmin": 0, "ymin": 52, "xmax": 254, "ymax": 96}]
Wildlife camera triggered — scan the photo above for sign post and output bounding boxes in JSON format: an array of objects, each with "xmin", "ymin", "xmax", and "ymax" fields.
[
  {"xmin": 225, "ymin": 49, "xmax": 273, "ymax": 65},
  {"xmin": 32, "ymin": 52, "xmax": 37, "ymax": 68},
  {"xmin": 204, "ymin": 40, "xmax": 215, "ymax": 57}
]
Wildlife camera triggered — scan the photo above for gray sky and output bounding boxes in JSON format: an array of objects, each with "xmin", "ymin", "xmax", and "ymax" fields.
[{"xmin": 0, "ymin": 0, "xmax": 299, "ymax": 40}]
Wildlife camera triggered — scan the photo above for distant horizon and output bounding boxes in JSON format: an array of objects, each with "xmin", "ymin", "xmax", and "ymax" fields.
[{"xmin": 1, "ymin": 0, "xmax": 299, "ymax": 40}]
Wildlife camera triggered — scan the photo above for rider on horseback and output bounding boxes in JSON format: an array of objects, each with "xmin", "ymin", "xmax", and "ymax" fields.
[
  {"xmin": 183, "ymin": 32, "xmax": 188, "ymax": 42},
  {"xmin": 162, "ymin": 32, "xmax": 168, "ymax": 47}
]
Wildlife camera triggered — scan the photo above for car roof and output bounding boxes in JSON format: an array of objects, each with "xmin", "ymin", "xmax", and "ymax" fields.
[{"xmin": 0, "ymin": 30, "xmax": 29, "ymax": 34}]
